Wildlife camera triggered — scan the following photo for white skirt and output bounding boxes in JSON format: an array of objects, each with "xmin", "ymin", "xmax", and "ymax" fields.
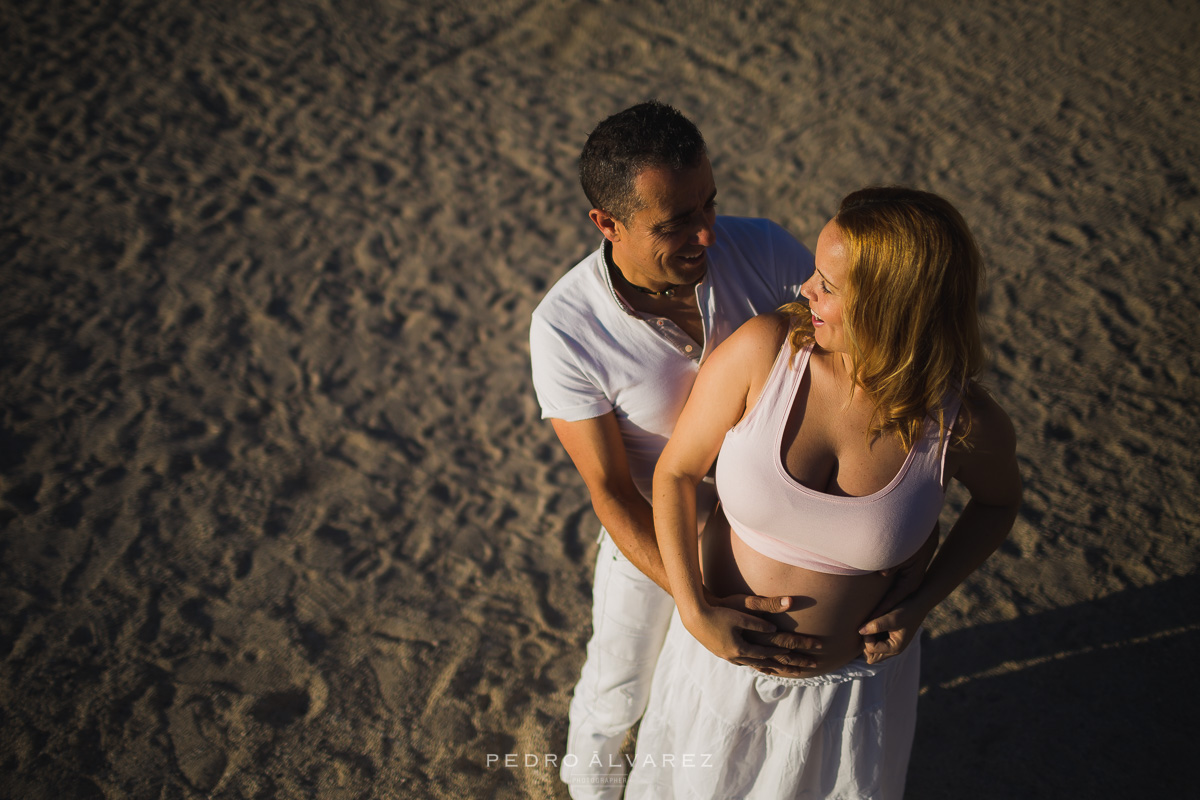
[{"xmin": 624, "ymin": 611, "xmax": 920, "ymax": 800}]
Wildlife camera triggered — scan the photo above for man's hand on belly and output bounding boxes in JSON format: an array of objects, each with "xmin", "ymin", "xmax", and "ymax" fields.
[{"xmin": 741, "ymin": 629, "xmax": 824, "ymax": 675}]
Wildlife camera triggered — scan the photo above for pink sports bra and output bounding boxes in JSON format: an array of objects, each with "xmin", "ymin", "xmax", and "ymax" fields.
[{"xmin": 715, "ymin": 340, "xmax": 961, "ymax": 576}]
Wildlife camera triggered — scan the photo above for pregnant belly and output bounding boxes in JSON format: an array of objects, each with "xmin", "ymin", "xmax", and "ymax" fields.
[{"xmin": 701, "ymin": 514, "xmax": 895, "ymax": 677}]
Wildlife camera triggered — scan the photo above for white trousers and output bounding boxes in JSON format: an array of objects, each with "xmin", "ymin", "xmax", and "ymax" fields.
[{"xmin": 562, "ymin": 530, "xmax": 675, "ymax": 799}]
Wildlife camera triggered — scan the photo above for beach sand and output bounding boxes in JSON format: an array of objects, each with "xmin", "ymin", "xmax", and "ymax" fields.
[{"xmin": 1, "ymin": 0, "xmax": 1198, "ymax": 797}]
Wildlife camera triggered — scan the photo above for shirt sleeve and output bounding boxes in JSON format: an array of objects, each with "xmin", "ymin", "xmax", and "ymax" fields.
[
  {"xmin": 765, "ymin": 219, "xmax": 815, "ymax": 304},
  {"xmin": 529, "ymin": 314, "xmax": 613, "ymax": 422}
]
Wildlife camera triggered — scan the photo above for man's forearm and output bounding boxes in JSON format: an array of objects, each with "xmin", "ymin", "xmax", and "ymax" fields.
[{"xmin": 591, "ymin": 491, "xmax": 672, "ymax": 593}]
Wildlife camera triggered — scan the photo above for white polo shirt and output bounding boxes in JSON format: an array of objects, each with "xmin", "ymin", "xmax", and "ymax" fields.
[{"xmin": 530, "ymin": 215, "xmax": 814, "ymax": 501}]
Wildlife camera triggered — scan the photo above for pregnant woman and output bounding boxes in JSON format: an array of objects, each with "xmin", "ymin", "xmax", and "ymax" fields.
[{"xmin": 625, "ymin": 187, "xmax": 1022, "ymax": 799}]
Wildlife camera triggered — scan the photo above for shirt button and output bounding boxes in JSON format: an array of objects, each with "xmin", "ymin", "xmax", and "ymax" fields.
[
  {"xmin": 656, "ymin": 319, "xmax": 665, "ymax": 326},
  {"xmin": 684, "ymin": 345, "xmax": 694, "ymax": 353}
]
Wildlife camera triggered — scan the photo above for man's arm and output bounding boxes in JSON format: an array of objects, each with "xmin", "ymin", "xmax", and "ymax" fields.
[{"xmin": 550, "ymin": 413, "xmax": 670, "ymax": 592}]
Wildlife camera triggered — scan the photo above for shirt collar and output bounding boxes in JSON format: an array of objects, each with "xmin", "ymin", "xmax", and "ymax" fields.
[
  {"xmin": 600, "ymin": 239, "xmax": 711, "ymax": 316},
  {"xmin": 600, "ymin": 239, "xmax": 640, "ymax": 317}
]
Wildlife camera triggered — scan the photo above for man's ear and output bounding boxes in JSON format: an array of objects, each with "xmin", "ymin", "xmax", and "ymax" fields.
[{"xmin": 589, "ymin": 208, "xmax": 622, "ymax": 243}]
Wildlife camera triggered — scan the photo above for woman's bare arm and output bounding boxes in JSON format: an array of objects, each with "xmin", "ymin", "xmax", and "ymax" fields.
[
  {"xmin": 861, "ymin": 386, "xmax": 1022, "ymax": 661},
  {"xmin": 653, "ymin": 314, "xmax": 798, "ymax": 663}
]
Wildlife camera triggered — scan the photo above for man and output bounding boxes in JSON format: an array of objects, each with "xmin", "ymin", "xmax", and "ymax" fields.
[{"xmin": 529, "ymin": 101, "xmax": 821, "ymax": 797}]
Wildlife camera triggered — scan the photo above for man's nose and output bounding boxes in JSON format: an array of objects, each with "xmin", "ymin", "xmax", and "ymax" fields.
[{"xmin": 693, "ymin": 220, "xmax": 716, "ymax": 247}]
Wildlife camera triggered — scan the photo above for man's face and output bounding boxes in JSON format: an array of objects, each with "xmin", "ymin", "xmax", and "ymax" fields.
[{"xmin": 610, "ymin": 154, "xmax": 718, "ymax": 287}]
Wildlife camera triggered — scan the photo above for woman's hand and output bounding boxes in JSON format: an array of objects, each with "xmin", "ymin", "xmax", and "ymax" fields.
[
  {"xmin": 858, "ymin": 601, "xmax": 929, "ymax": 664},
  {"xmin": 707, "ymin": 592, "xmax": 823, "ymax": 673},
  {"xmin": 680, "ymin": 601, "xmax": 805, "ymax": 668}
]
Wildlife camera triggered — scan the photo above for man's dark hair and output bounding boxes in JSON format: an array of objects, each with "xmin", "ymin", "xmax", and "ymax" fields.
[{"xmin": 579, "ymin": 101, "xmax": 707, "ymax": 224}]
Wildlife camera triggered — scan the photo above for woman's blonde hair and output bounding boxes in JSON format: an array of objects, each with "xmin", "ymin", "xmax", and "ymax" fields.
[{"xmin": 783, "ymin": 186, "xmax": 985, "ymax": 450}]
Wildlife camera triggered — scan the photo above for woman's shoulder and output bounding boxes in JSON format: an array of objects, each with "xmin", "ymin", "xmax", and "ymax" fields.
[
  {"xmin": 731, "ymin": 311, "xmax": 795, "ymax": 349},
  {"xmin": 747, "ymin": 309, "xmax": 793, "ymax": 332},
  {"xmin": 704, "ymin": 312, "xmax": 794, "ymax": 381}
]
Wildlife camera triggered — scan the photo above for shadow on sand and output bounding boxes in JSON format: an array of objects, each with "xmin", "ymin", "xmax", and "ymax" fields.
[{"xmin": 907, "ymin": 573, "xmax": 1198, "ymax": 798}]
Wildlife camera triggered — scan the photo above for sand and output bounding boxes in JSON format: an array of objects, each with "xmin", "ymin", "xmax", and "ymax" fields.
[{"xmin": 1, "ymin": 0, "xmax": 1197, "ymax": 797}]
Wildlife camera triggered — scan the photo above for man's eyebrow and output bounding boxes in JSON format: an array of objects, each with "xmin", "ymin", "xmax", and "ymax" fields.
[{"xmin": 657, "ymin": 189, "xmax": 718, "ymax": 227}]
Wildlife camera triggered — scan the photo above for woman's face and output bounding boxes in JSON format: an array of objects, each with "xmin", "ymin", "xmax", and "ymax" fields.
[{"xmin": 801, "ymin": 219, "xmax": 850, "ymax": 353}]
